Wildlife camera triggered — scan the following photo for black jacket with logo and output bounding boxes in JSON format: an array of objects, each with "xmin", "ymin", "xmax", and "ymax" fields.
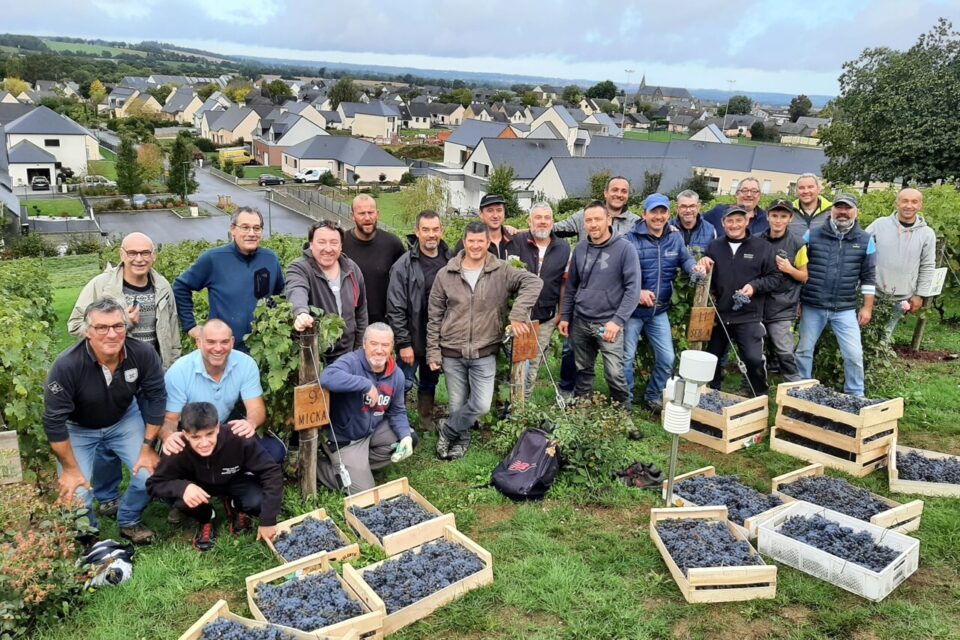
[
  {"xmin": 146, "ymin": 426, "xmax": 283, "ymax": 525},
  {"xmin": 510, "ymin": 231, "xmax": 571, "ymax": 322},
  {"xmin": 705, "ymin": 232, "xmax": 783, "ymax": 324}
]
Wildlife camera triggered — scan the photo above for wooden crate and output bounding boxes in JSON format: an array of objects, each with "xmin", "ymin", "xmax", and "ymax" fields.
[
  {"xmin": 776, "ymin": 380, "xmax": 903, "ymax": 428},
  {"xmin": 246, "ymin": 552, "xmax": 383, "ymax": 640},
  {"xmin": 177, "ymin": 599, "xmax": 328, "ymax": 640},
  {"xmin": 769, "ymin": 426, "xmax": 891, "ymax": 478},
  {"xmin": 679, "ymin": 389, "xmax": 769, "ymax": 454},
  {"xmin": 343, "ymin": 525, "xmax": 493, "ymax": 636},
  {"xmin": 344, "ymin": 477, "xmax": 456, "ymax": 556},
  {"xmin": 264, "ymin": 507, "xmax": 360, "ymax": 566},
  {"xmin": 650, "ymin": 506, "xmax": 777, "ymax": 603},
  {"xmin": 0, "ymin": 431, "xmax": 23, "ymax": 485},
  {"xmin": 662, "ymin": 466, "xmax": 790, "ymax": 539},
  {"xmin": 888, "ymin": 444, "xmax": 960, "ymax": 498},
  {"xmin": 771, "ymin": 463, "xmax": 924, "ymax": 534}
]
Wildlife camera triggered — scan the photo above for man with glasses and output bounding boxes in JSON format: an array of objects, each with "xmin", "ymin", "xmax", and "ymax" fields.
[
  {"xmin": 44, "ymin": 297, "xmax": 167, "ymax": 544},
  {"xmin": 67, "ymin": 232, "xmax": 179, "ymax": 521},
  {"xmin": 703, "ymin": 177, "xmax": 769, "ymax": 236},
  {"xmin": 671, "ymin": 190, "xmax": 716, "ymax": 255},
  {"xmin": 174, "ymin": 207, "xmax": 285, "ymax": 352}
]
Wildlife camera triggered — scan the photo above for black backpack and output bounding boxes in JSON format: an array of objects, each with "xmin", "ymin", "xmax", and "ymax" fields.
[{"xmin": 491, "ymin": 428, "xmax": 560, "ymax": 501}]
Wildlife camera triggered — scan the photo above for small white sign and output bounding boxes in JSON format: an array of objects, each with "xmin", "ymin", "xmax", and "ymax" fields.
[{"xmin": 928, "ymin": 267, "xmax": 948, "ymax": 296}]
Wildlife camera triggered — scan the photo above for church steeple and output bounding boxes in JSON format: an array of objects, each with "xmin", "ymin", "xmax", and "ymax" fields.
[{"xmin": 639, "ymin": 74, "xmax": 646, "ymax": 89}]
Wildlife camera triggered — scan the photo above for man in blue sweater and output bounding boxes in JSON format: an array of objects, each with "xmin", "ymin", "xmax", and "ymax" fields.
[
  {"xmin": 174, "ymin": 208, "xmax": 285, "ymax": 351},
  {"xmin": 319, "ymin": 322, "xmax": 415, "ymax": 493},
  {"xmin": 558, "ymin": 201, "xmax": 641, "ymax": 405},
  {"xmin": 624, "ymin": 194, "xmax": 696, "ymax": 411}
]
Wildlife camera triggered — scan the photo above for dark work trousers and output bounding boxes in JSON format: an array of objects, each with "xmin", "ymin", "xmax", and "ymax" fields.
[
  {"xmin": 559, "ymin": 338, "xmax": 577, "ymax": 392},
  {"xmin": 400, "ymin": 353, "xmax": 442, "ymax": 395},
  {"xmin": 173, "ymin": 474, "xmax": 264, "ymax": 524},
  {"xmin": 706, "ymin": 321, "xmax": 768, "ymax": 396}
]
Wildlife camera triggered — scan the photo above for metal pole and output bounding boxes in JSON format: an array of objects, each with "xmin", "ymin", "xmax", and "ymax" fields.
[
  {"xmin": 266, "ymin": 188, "xmax": 273, "ymax": 237},
  {"xmin": 621, "ymin": 69, "xmax": 634, "ymax": 137},
  {"xmin": 665, "ymin": 432, "xmax": 680, "ymax": 505}
]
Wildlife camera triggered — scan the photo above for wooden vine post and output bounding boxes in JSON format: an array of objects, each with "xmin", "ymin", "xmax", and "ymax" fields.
[
  {"xmin": 295, "ymin": 331, "xmax": 321, "ymax": 498},
  {"xmin": 910, "ymin": 237, "xmax": 947, "ymax": 352},
  {"xmin": 687, "ymin": 271, "xmax": 714, "ymax": 351},
  {"xmin": 510, "ymin": 321, "xmax": 540, "ymax": 407}
]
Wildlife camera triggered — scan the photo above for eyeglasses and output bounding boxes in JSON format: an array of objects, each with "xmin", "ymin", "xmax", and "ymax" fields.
[
  {"xmin": 233, "ymin": 224, "xmax": 263, "ymax": 233},
  {"xmin": 91, "ymin": 323, "xmax": 127, "ymax": 335},
  {"xmin": 123, "ymin": 249, "xmax": 154, "ymax": 259},
  {"xmin": 737, "ymin": 189, "xmax": 761, "ymax": 196}
]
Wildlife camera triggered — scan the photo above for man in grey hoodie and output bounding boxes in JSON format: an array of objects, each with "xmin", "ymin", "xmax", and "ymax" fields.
[{"xmin": 865, "ymin": 188, "xmax": 937, "ymax": 336}]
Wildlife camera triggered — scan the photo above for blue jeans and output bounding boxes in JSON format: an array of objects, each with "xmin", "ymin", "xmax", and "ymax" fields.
[
  {"xmin": 795, "ymin": 307, "xmax": 865, "ymax": 396},
  {"xmin": 93, "ymin": 447, "xmax": 123, "ymax": 504},
  {"xmin": 60, "ymin": 402, "xmax": 151, "ymax": 528},
  {"xmin": 400, "ymin": 354, "xmax": 441, "ymax": 395},
  {"xmin": 441, "ymin": 355, "xmax": 496, "ymax": 443},
  {"xmin": 623, "ymin": 313, "xmax": 675, "ymax": 405}
]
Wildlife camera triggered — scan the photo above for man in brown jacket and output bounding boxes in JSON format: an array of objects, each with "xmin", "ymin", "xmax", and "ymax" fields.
[{"xmin": 427, "ymin": 221, "xmax": 542, "ymax": 460}]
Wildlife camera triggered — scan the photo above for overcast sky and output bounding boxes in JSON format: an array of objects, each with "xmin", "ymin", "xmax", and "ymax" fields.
[{"xmin": 7, "ymin": 0, "xmax": 960, "ymax": 95}]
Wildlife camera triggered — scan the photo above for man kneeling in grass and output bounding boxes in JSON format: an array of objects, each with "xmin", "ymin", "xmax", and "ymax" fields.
[{"xmin": 146, "ymin": 402, "xmax": 282, "ymax": 551}]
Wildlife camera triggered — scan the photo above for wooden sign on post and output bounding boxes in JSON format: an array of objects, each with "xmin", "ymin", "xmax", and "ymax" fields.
[
  {"xmin": 511, "ymin": 320, "xmax": 541, "ymax": 363},
  {"xmin": 687, "ymin": 271, "xmax": 715, "ymax": 349},
  {"xmin": 293, "ymin": 383, "xmax": 331, "ymax": 431}
]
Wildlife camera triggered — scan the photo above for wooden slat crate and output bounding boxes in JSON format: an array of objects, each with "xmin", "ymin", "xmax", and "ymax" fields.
[
  {"xmin": 777, "ymin": 380, "xmax": 902, "ymax": 427},
  {"xmin": 678, "ymin": 389, "xmax": 769, "ymax": 454},
  {"xmin": 771, "ymin": 463, "xmax": 923, "ymax": 533},
  {"xmin": 342, "ymin": 525, "xmax": 493, "ymax": 636},
  {"xmin": 662, "ymin": 466, "xmax": 790, "ymax": 539},
  {"xmin": 264, "ymin": 507, "xmax": 360, "ymax": 566},
  {"xmin": 0, "ymin": 431, "xmax": 23, "ymax": 485},
  {"xmin": 177, "ymin": 599, "xmax": 331, "ymax": 640},
  {"xmin": 769, "ymin": 426, "xmax": 891, "ymax": 478},
  {"xmin": 649, "ymin": 506, "xmax": 777, "ymax": 603},
  {"xmin": 888, "ymin": 444, "xmax": 960, "ymax": 498},
  {"xmin": 344, "ymin": 477, "xmax": 456, "ymax": 556},
  {"xmin": 246, "ymin": 552, "xmax": 383, "ymax": 640}
]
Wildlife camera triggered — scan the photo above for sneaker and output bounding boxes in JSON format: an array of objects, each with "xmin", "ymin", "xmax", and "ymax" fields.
[
  {"xmin": 223, "ymin": 499, "xmax": 252, "ymax": 535},
  {"xmin": 119, "ymin": 524, "xmax": 155, "ymax": 545},
  {"xmin": 193, "ymin": 520, "xmax": 217, "ymax": 552},
  {"xmin": 97, "ymin": 499, "xmax": 119, "ymax": 518},
  {"xmin": 436, "ymin": 431, "xmax": 452, "ymax": 460},
  {"xmin": 447, "ymin": 441, "xmax": 469, "ymax": 461},
  {"xmin": 167, "ymin": 506, "xmax": 184, "ymax": 525}
]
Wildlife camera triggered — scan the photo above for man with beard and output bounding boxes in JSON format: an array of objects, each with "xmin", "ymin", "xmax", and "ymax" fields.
[
  {"xmin": 795, "ymin": 194, "xmax": 876, "ymax": 397},
  {"xmin": 553, "ymin": 175, "xmax": 639, "ymax": 240},
  {"xmin": 703, "ymin": 177, "xmax": 769, "ymax": 236},
  {"xmin": 455, "ymin": 193, "xmax": 515, "ymax": 258},
  {"xmin": 670, "ymin": 190, "xmax": 716, "ymax": 255},
  {"xmin": 342, "ymin": 195, "xmax": 405, "ymax": 324}
]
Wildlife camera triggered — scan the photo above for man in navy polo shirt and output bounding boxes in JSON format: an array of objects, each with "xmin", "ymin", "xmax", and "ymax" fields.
[{"xmin": 703, "ymin": 177, "xmax": 769, "ymax": 236}]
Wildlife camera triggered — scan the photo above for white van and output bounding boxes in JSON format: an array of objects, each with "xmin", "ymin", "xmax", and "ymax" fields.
[{"xmin": 294, "ymin": 167, "xmax": 331, "ymax": 183}]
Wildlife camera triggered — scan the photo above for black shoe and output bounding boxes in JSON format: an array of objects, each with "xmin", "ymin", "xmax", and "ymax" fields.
[
  {"xmin": 224, "ymin": 499, "xmax": 252, "ymax": 535},
  {"xmin": 628, "ymin": 429, "xmax": 644, "ymax": 441},
  {"xmin": 193, "ymin": 520, "xmax": 217, "ymax": 552}
]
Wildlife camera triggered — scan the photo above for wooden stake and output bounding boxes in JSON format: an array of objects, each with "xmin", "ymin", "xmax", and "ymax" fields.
[
  {"xmin": 689, "ymin": 270, "xmax": 714, "ymax": 351},
  {"xmin": 298, "ymin": 332, "xmax": 319, "ymax": 498},
  {"xmin": 911, "ymin": 238, "xmax": 946, "ymax": 352}
]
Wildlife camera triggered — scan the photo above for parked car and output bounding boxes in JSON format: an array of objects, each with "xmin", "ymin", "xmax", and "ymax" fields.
[
  {"xmin": 30, "ymin": 176, "xmax": 50, "ymax": 191},
  {"xmin": 258, "ymin": 174, "xmax": 285, "ymax": 186},
  {"xmin": 83, "ymin": 175, "xmax": 118, "ymax": 188},
  {"xmin": 131, "ymin": 194, "xmax": 148, "ymax": 207},
  {"xmin": 294, "ymin": 168, "xmax": 331, "ymax": 183}
]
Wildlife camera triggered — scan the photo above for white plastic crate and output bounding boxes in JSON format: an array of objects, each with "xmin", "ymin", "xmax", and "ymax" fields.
[{"xmin": 757, "ymin": 501, "xmax": 919, "ymax": 602}]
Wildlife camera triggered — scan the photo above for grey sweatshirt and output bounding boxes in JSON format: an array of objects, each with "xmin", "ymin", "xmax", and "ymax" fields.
[
  {"xmin": 553, "ymin": 207, "xmax": 640, "ymax": 240},
  {"xmin": 865, "ymin": 213, "xmax": 937, "ymax": 299}
]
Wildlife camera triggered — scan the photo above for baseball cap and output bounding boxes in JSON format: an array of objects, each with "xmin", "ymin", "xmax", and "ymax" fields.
[
  {"xmin": 833, "ymin": 193, "xmax": 859, "ymax": 208},
  {"xmin": 479, "ymin": 193, "xmax": 506, "ymax": 209},
  {"xmin": 722, "ymin": 205, "xmax": 749, "ymax": 218},
  {"xmin": 643, "ymin": 193, "xmax": 670, "ymax": 212},
  {"xmin": 767, "ymin": 199, "xmax": 796, "ymax": 215}
]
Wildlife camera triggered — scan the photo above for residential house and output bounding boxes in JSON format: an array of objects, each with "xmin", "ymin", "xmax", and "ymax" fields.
[
  {"xmin": 442, "ymin": 119, "xmax": 514, "ymax": 165},
  {"xmin": 778, "ymin": 121, "xmax": 819, "ymax": 147},
  {"xmin": 795, "ymin": 116, "xmax": 831, "ymax": 136},
  {"xmin": 207, "ymin": 105, "xmax": 260, "ymax": 145},
  {"xmin": 281, "ymin": 135, "xmax": 407, "ymax": 184},
  {"xmin": 0, "ymin": 92, "xmax": 18, "ymax": 105},
  {"xmin": 161, "ymin": 87, "xmax": 203, "ymax": 124},
  {"xmin": 429, "ymin": 103, "xmax": 464, "ymax": 126},
  {"xmin": 317, "ymin": 110, "xmax": 342, "ymax": 130},
  {"xmin": 337, "ymin": 101, "xmax": 400, "ymax": 139},
  {"xmin": 528, "ymin": 105, "xmax": 583, "ymax": 155},
  {"xmin": 668, "ymin": 115, "xmax": 695, "ymax": 133},
  {"xmin": 528, "ymin": 156, "xmax": 693, "ymax": 202},
  {"xmin": 464, "ymin": 105, "xmax": 496, "ymax": 122},
  {"xmin": 581, "ymin": 112, "xmax": 620, "ymax": 137},
  {"xmin": 2, "ymin": 105, "xmax": 100, "ymax": 187},
  {"xmin": 532, "ymin": 85, "xmax": 561, "ymax": 103},
  {"xmin": 107, "ymin": 87, "xmax": 162, "ymax": 119},
  {"xmin": 252, "ymin": 109, "xmax": 328, "ymax": 166},
  {"xmin": 400, "ymin": 102, "xmax": 433, "ymax": 129},
  {"xmin": 621, "ymin": 113, "xmax": 651, "ymax": 131},
  {"xmin": 193, "ymin": 91, "xmax": 232, "ymax": 129},
  {"xmin": 689, "ymin": 123, "xmax": 731, "ymax": 144}
]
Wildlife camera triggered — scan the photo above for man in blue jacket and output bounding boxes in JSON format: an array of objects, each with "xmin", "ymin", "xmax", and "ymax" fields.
[
  {"xmin": 624, "ymin": 194, "xmax": 696, "ymax": 411},
  {"xmin": 319, "ymin": 323, "xmax": 415, "ymax": 493},
  {"xmin": 174, "ymin": 208, "xmax": 284, "ymax": 351},
  {"xmin": 671, "ymin": 190, "xmax": 716, "ymax": 256},
  {"xmin": 558, "ymin": 201, "xmax": 641, "ymax": 405},
  {"xmin": 702, "ymin": 177, "xmax": 769, "ymax": 236}
]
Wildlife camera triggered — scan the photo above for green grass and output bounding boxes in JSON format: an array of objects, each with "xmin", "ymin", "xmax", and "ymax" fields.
[
  {"xmin": 99, "ymin": 147, "xmax": 118, "ymax": 162},
  {"xmin": 24, "ymin": 198, "xmax": 87, "ymax": 218},
  {"xmin": 373, "ymin": 191, "xmax": 405, "ymax": 230},
  {"xmin": 89, "ymin": 159, "xmax": 117, "ymax": 180},
  {"xmin": 400, "ymin": 128, "xmax": 444, "ymax": 139},
  {"xmin": 42, "ymin": 38, "xmax": 147, "ymax": 57},
  {"xmin": 624, "ymin": 129, "xmax": 691, "ymax": 142},
  {"xmin": 49, "ymin": 255, "xmax": 101, "ymax": 351},
  {"xmin": 241, "ymin": 166, "xmax": 284, "ymax": 179}
]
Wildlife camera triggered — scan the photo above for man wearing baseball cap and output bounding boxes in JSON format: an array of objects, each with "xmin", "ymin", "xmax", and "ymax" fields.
[
  {"xmin": 760, "ymin": 199, "xmax": 807, "ymax": 382},
  {"xmin": 624, "ymin": 193, "xmax": 696, "ymax": 412},
  {"xmin": 454, "ymin": 193, "xmax": 514, "ymax": 259},
  {"xmin": 795, "ymin": 193, "xmax": 877, "ymax": 397}
]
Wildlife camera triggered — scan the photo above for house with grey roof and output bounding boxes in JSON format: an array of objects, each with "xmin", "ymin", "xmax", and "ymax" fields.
[
  {"xmin": 2, "ymin": 106, "xmax": 100, "ymax": 187},
  {"xmin": 193, "ymin": 91, "xmax": 232, "ymax": 129},
  {"xmin": 0, "ymin": 91, "xmax": 18, "ymax": 105},
  {"xmin": 636, "ymin": 78, "xmax": 695, "ymax": 107},
  {"xmin": 689, "ymin": 123, "xmax": 731, "ymax": 144},
  {"xmin": 252, "ymin": 108, "xmax": 328, "ymax": 166},
  {"xmin": 336, "ymin": 101, "xmax": 401, "ymax": 138},
  {"xmin": 428, "ymin": 102, "xmax": 464, "ymax": 126},
  {"xmin": 528, "ymin": 105, "xmax": 584, "ymax": 155},
  {"xmin": 442, "ymin": 119, "xmax": 514, "ymax": 165},
  {"xmin": 400, "ymin": 102, "xmax": 433, "ymax": 129},
  {"xmin": 204, "ymin": 105, "xmax": 260, "ymax": 145},
  {"xmin": 795, "ymin": 116, "xmax": 831, "ymax": 133},
  {"xmin": 281, "ymin": 135, "xmax": 408, "ymax": 184},
  {"xmin": 162, "ymin": 86, "xmax": 202, "ymax": 124},
  {"xmin": 528, "ymin": 156, "xmax": 693, "ymax": 202}
]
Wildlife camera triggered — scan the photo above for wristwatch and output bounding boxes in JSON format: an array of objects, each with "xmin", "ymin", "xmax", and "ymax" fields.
[{"xmin": 143, "ymin": 436, "xmax": 158, "ymax": 448}]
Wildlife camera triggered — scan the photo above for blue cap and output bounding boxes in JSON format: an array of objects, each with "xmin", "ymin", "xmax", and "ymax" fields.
[{"xmin": 644, "ymin": 193, "xmax": 670, "ymax": 212}]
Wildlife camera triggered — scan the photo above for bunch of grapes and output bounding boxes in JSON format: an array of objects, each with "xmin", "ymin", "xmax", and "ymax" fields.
[
  {"xmin": 787, "ymin": 384, "xmax": 884, "ymax": 414},
  {"xmin": 656, "ymin": 519, "xmax": 762, "ymax": 575},
  {"xmin": 897, "ymin": 451, "xmax": 960, "ymax": 484},
  {"xmin": 696, "ymin": 390, "xmax": 739, "ymax": 414},
  {"xmin": 254, "ymin": 570, "xmax": 363, "ymax": 631},
  {"xmin": 350, "ymin": 496, "xmax": 435, "ymax": 541},
  {"xmin": 201, "ymin": 618, "xmax": 297, "ymax": 640},
  {"xmin": 779, "ymin": 514, "xmax": 900, "ymax": 572},
  {"xmin": 273, "ymin": 517, "xmax": 347, "ymax": 562},
  {"xmin": 779, "ymin": 476, "xmax": 890, "ymax": 521},
  {"xmin": 675, "ymin": 475, "xmax": 783, "ymax": 524},
  {"xmin": 689, "ymin": 269, "xmax": 707, "ymax": 286},
  {"xmin": 362, "ymin": 540, "xmax": 485, "ymax": 613}
]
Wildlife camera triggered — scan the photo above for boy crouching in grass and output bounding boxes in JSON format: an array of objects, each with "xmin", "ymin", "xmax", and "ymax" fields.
[{"xmin": 146, "ymin": 401, "xmax": 283, "ymax": 551}]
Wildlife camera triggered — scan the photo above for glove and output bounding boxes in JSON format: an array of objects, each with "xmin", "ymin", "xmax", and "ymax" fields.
[{"xmin": 391, "ymin": 436, "xmax": 414, "ymax": 463}]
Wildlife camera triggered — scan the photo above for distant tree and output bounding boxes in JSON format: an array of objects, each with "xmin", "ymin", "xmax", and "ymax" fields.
[
  {"xmin": 635, "ymin": 100, "xmax": 656, "ymax": 117},
  {"xmin": 451, "ymin": 79, "xmax": 467, "ymax": 89},
  {"xmin": 224, "ymin": 81, "xmax": 252, "ymax": 104},
  {"xmin": 749, "ymin": 121, "xmax": 767, "ymax": 141},
  {"xmin": 329, "ymin": 77, "xmax": 359, "ymax": 109},
  {"xmin": 589, "ymin": 170, "xmax": 612, "ymax": 201},
  {"xmin": 197, "ymin": 83, "xmax": 218, "ymax": 101},
  {"xmin": 490, "ymin": 90, "xmax": 512, "ymax": 104},
  {"xmin": 116, "ymin": 135, "xmax": 143, "ymax": 199},
  {"xmin": 404, "ymin": 88, "xmax": 421, "ymax": 101},
  {"xmin": 265, "ymin": 79, "xmax": 294, "ymax": 103},
  {"xmin": 167, "ymin": 132, "xmax": 198, "ymax": 199},
  {"xmin": 510, "ymin": 83, "xmax": 532, "ymax": 94},
  {"xmin": 727, "ymin": 95, "xmax": 753, "ymax": 115},
  {"xmin": 3, "ymin": 77, "xmax": 29, "ymax": 96},
  {"xmin": 397, "ymin": 175, "xmax": 449, "ymax": 225},
  {"xmin": 789, "ymin": 94, "xmax": 813, "ymax": 122},
  {"xmin": 669, "ymin": 171, "xmax": 715, "ymax": 203},
  {"xmin": 562, "ymin": 85, "xmax": 582, "ymax": 104},
  {"xmin": 585, "ymin": 80, "xmax": 618, "ymax": 100},
  {"xmin": 817, "ymin": 100, "xmax": 836, "ymax": 119},
  {"xmin": 600, "ymin": 102, "xmax": 619, "ymax": 115},
  {"xmin": 486, "ymin": 165, "xmax": 521, "ymax": 217},
  {"xmin": 438, "ymin": 88, "xmax": 473, "ymax": 107},
  {"xmin": 520, "ymin": 91, "xmax": 541, "ymax": 107},
  {"xmin": 137, "ymin": 143, "xmax": 164, "ymax": 182},
  {"xmin": 88, "ymin": 79, "xmax": 107, "ymax": 108},
  {"xmin": 147, "ymin": 84, "xmax": 174, "ymax": 105}
]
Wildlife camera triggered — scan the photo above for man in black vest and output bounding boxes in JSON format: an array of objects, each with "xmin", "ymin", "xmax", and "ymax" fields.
[{"xmin": 795, "ymin": 194, "xmax": 877, "ymax": 397}]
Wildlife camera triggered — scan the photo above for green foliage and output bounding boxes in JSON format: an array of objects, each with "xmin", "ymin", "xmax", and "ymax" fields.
[
  {"xmin": 193, "ymin": 137, "xmax": 216, "ymax": 152},
  {"xmin": 115, "ymin": 135, "xmax": 142, "ymax": 199},
  {"xmin": 520, "ymin": 91, "xmax": 540, "ymax": 108},
  {"xmin": 669, "ymin": 171, "xmax": 715, "ymax": 203},
  {"xmin": 233, "ymin": 163, "xmax": 245, "ymax": 179},
  {"xmin": 486, "ymin": 165, "xmax": 521, "ymax": 217},
  {"xmin": 727, "ymin": 95, "xmax": 752, "ymax": 115},
  {"xmin": 398, "ymin": 175, "xmax": 449, "ymax": 225},
  {"xmin": 789, "ymin": 94, "xmax": 812, "ymax": 122},
  {"xmin": 561, "ymin": 85, "xmax": 582, "ymax": 104},
  {"xmin": 813, "ymin": 294, "xmax": 898, "ymax": 391},
  {"xmin": 318, "ymin": 172, "xmax": 339, "ymax": 187},
  {"xmin": 328, "ymin": 77, "xmax": 358, "ymax": 110},
  {"xmin": 196, "ymin": 83, "xmax": 217, "ymax": 101},
  {"xmin": 438, "ymin": 88, "xmax": 473, "ymax": 108},
  {"xmin": 146, "ymin": 83, "xmax": 174, "ymax": 104},
  {"xmin": 398, "ymin": 171, "xmax": 417, "ymax": 186},
  {"xmin": 556, "ymin": 197, "xmax": 584, "ymax": 215},
  {"xmin": 264, "ymin": 79, "xmax": 294, "ymax": 103},
  {"xmin": 589, "ymin": 170, "xmax": 611, "ymax": 201},
  {"xmin": 166, "ymin": 133, "xmax": 198, "ymax": 198},
  {"xmin": 585, "ymin": 80, "xmax": 617, "ymax": 101},
  {"xmin": 10, "ymin": 234, "xmax": 55, "ymax": 258}
]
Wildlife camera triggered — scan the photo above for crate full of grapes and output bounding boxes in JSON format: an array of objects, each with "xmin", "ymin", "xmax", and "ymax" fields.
[
  {"xmin": 264, "ymin": 507, "xmax": 360, "ymax": 566},
  {"xmin": 771, "ymin": 381, "xmax": 901, "ymax": 477},
  {"xmin": 772, "ymin": 463, "xmax": 923, "ymax": 533},
  {"xmin": 342, "ymin": 525, "xmax": 493, "ymax": 635},
  {"xmin": 672, "ymin": 388, "xmax": 769, "ymax": 454},
  {"xmin": 344, "ymin": 477, "xmax": 456, "ymax": 555},
  {"xmin": 757, "ymin": 501, "xmax": 919, "ymax": 602},
  {"xmin": 888, "ymin": 444, "xmax": 960, "ymax": 498},
  {"xmin": 245, "ymin": 551, "xmax": 383, "ymax": 639},
  {"xmin": 649, "ymin": 506, "xmax": 777, "ymax": 603},
  {"xmin": 177, "ymin": 599, "xmax": 349, "ymax": 640}
]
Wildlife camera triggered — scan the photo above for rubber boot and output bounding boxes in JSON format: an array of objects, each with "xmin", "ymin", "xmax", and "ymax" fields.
[{"xmin": 417, "ymin": 392, "xmax": 436, "ymax": 432}]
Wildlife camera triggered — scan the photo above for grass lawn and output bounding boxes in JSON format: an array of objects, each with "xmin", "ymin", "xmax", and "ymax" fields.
[
  {"xmin": 49, "ymin": 255, "xmax": 101, "ymax": 351},
  {"xmin": 624, "ymin": 130, "xmax": 691, "ymax": 142},
  {"xmin": 241, "ymin": 166, "xmax": 284, "ymax": 179},
  {"xmin": 100, "ymin": 147, "xmax": 118, "ymax": 162},
  {"xmin": 42, "ymin": 38, "xmax": 146, "ymax": 57},
  {"xmin": 372, "ymin": 191, "xmax": 405, "ymax": 230},
  {"xmin": 400, "ymin": 128, "xmax": 445, "ymax": 139},
  {"xmin": 25, "ymin": 198, "xmax": 87, "ymax": 218},
  {"xmin": 89, "ymin": 159, "xmax": 117, "ymax": 180},
  {"xmin": 24, "ymin": 252, "xmax": 960, "ymax": 639}
]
